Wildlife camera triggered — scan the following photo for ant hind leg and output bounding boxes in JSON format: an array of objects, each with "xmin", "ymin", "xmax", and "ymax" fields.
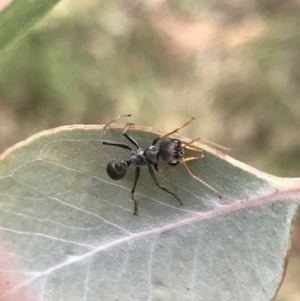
[{"xmin": 101, "ymin": 114, "xmax": 132, "ymax": 143}]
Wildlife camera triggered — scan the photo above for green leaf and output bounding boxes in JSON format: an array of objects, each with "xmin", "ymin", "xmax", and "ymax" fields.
[
  {"xmin": 0, "ymin": 125, "xmax": 298, "ymax": 301},
  {"xmin": 0, "ymin": 0, "xmax": 61, "ymax": 52}
]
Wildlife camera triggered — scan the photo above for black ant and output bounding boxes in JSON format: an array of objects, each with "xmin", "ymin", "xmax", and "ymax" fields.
[{"xmin": 101, "ymin": 114, "xmax": 222, "ymax": 215}]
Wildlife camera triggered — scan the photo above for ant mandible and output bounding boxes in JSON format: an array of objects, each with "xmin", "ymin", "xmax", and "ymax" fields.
[{"xmin": 101, "ymin": 114, "xmax": 221, "ymax": 215}]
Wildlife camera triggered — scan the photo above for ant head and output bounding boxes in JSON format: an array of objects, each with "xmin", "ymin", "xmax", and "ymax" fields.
[{"xmin": 106, "ymin": 159, "xmax": 130, "ymax": 180}]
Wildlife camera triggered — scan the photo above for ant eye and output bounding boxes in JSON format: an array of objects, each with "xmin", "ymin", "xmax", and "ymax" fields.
[{"xmin": 106, "ymin": 159, "xmax": 128, "ymax": 180}]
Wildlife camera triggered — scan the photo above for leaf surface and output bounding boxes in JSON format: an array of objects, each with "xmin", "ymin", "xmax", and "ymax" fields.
[
  {"xmin": 0, "ymin": 124, "xmax": 298, "ymax": 301},
  {"xmin": 0, "ymin": 0, "xmax": 61, "ymax": 52}
]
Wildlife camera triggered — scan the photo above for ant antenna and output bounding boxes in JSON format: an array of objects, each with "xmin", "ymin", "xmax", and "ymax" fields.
[
  {"xmin": 152, "ymin": 117, "xmax": 195, "ymax": 146},
  {"xmin": 188, "ymin": 137, "xmax": 234, "ymax": 152}
]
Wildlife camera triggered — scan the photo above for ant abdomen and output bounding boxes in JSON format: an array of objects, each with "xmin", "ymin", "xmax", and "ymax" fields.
[{"xmin": 106, "ymin": 159, "xmax": 129, "ymax": 180}]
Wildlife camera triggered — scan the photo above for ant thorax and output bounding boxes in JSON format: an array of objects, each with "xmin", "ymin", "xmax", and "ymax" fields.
[
  {"xmin": 144, "ymin": 145, "xmax": 159, "ymax": 164},
  {"xmin": 131, "ymin": 148, "xmax": 148, "ymax": 166}
]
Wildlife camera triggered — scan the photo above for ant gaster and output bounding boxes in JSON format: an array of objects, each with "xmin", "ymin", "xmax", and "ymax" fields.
[{"xmin": 101, "ymin": 114, "xmax": 221, "ymax": 215}]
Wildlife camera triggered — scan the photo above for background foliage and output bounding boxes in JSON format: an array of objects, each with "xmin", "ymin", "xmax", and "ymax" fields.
[{"xmin": 0, "ymin": 0, "xmax": 299, "ymax": 299}]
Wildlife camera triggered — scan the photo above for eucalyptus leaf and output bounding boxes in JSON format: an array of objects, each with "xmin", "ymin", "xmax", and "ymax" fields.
[
  {"xmin": 0, "ymin": 0, "xmax": 61, "ymax": 52},
  {"xmin": 0, "ymin": 124, "xmax": 298, "ymax": 301}
]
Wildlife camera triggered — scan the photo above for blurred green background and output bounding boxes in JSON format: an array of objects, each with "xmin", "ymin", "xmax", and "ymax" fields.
[{"xmin": 0, "ymin": 0, "xmax": 299, "ymax": 299}]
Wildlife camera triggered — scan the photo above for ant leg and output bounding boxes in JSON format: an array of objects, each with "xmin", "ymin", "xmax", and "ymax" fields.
[
  {"xmin": 147, "ymin": 163, "xmax": 183, "ymax": 205},
  {"xmin": 101, "ymin": 114, "xmax": 133, "ymax": 151},
  {"xmin": 180, "ymin": 159, "xmax": 222, "ymax": 200},
  {"xmin": 101, "ymin": 114, "xmax": 131, "ymax": 142},
  {"xmin": 102, "ymin": 141, "xmax": 132, "ymax": 151},
  {"xmin": 156, "ymin": 164, "xmax": 173, "ymax": 173},
  {"xmin": 181, "ymin": 156, "xmax": 202, "ymax": 163},
  {"xmin": 131, "ymin": 167, "xmax": 141, "ymax": 215},
  {"xmin": 122, "ymin": 123, "xmax": 140, "ymax": 148},
  {"xmin": 152, "ymin": 117, "xmax": 195, "ymax": 146}
]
